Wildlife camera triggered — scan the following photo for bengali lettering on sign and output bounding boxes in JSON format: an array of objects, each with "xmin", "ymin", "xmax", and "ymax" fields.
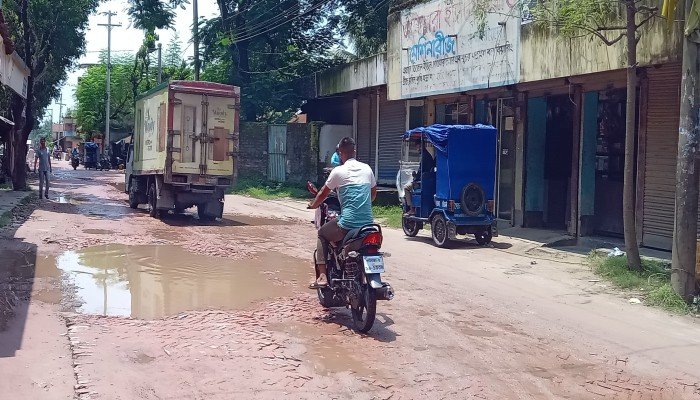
[{"xmin": 400, "ymin": 0, "xmax": 520, "ymax": 99}]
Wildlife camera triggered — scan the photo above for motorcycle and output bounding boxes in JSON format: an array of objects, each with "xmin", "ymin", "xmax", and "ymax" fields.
[
  {"xmin": 306, "ymin": 181, "xmax": 394, "ymax": 333},
  {"xmin": 70, "ymin": 154, "xmax": 80, "ymax": 170},
  {"xmin": 98, "ymin": 155, "xmax": 111, "ymax": 171}
]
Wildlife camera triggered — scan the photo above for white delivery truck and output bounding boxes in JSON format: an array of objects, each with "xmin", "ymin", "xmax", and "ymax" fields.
[{"xmin": 125, "ymin": 81, "xmax": 241, "ymax": 221}]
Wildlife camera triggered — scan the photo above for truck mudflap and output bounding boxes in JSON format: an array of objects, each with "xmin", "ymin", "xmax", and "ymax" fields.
[{"xmin": 200, "ymin": 198, "xmax": 224, "ymax": 219}]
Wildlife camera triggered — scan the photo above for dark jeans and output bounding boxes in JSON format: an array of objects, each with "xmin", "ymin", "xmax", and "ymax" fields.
[
  {"xmin": 38, "ymin": 171, "xmax": 49, "ymax": 196},
  {"xmin": 315, "ymin": 220, "xmax": 348, "ymax": 265}
]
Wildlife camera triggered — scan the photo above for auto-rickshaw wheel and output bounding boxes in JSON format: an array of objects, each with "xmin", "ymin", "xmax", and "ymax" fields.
[
  {"xmin": 475, "ymin": 228, "xmax": 492, "ymax": 246},
  {"xmin": 402, "ymin": 216, "xmax": 421, "ymax": 237},
  {"xmin": 431, "ymin": 214, "xmax": 449, "ymax": 248}
]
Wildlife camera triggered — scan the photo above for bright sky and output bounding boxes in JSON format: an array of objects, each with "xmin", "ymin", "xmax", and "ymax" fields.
[{"xmin": 46, "ymin": 0, "xmax": 220, "ymax": 123}]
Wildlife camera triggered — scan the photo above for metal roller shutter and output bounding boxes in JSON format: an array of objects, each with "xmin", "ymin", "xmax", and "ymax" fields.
[
  {"xmin": 357, "ymin": 95, "xmax": 371, "ymax": 164},
  {"xmin": 642, "ymin": 64, "xmax": 681, "ymax": 250},
  {"xmin": 378, "ymin": 98, "xmax": 406, "ymax": 184}
]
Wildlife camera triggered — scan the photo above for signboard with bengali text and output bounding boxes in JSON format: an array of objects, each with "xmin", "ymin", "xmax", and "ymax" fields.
[{"xmin": 400, "ymin": 0, "xmax": 520, "ymax": 99}]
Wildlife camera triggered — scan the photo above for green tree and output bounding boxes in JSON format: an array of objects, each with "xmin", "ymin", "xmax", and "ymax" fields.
[
  {"xmin": 2, "ymin": 0, "xmax": 99, "ymax": 190},
  {"xmin": 75, "ymin": 53, "xmax": 137, "ymax": 136},
  {"xmin": 342, "ymin": 0, "xmax": 397, "ymax": 58},
  {"xmin": 164, "ymin": 32, "xmax": 183, "ymax": 67},
  {"xmin": 199, "ymin": 0, "xmax": 345, "ymax": 121}
]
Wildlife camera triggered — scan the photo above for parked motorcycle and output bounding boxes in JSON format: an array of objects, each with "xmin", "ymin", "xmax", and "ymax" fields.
[
  {"xmin": 98, "ymin": 155, "xmax": 111, "ymax": 171},
  {"xmin": 306, "ymin": 181, "xmax": 394, "ymax": 333},
  {"xmin": 70, "ymin": 155, "xmax": 80, "ymax": 170}
]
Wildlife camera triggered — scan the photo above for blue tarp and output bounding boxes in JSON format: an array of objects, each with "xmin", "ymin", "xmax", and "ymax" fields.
[{"xmin": 402, "ymin": 124, "xmax": 496, "ymax": 155}]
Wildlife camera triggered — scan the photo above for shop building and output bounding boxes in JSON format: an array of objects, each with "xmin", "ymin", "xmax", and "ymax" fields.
[{"xmin": 305, "ymin": 0, "xmax": 691, "ymax": 251}]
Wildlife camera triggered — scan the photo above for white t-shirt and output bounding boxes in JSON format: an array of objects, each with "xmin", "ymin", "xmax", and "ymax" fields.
[{"xmin": 325, "ymin": 158, "xmax": 376, "ymax": 229}]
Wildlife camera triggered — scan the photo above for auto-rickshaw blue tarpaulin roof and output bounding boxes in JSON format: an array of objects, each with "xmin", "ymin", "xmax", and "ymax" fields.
[{"xmin": 402, "ymin": 124, "xmax": 496, "ymax": 155}]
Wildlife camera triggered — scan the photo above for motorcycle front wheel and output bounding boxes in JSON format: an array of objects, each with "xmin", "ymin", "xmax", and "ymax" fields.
[{"xmin": 351, "ymin": 285, "xmax": 377, "ymax": 333}]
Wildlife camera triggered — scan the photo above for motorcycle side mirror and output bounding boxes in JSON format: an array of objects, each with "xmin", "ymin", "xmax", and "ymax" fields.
[{"xmin": 306, "ymin": 181, "xmax": 318, "ymax": 195}]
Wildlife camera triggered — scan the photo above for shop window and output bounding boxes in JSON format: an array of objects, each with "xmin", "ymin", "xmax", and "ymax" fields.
[{"xmin": 436, "ymin": 103, "xmax": 470, "ymax": 125}]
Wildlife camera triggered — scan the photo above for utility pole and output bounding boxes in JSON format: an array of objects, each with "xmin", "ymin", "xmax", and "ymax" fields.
[
  {"xmin": 98, "ymin": 11, "xmax": 121, "ymax": 155},
  {"xmin": 56, "ymin": 94, "xmax": 66, "ymax": 144},
  {"xmin": 193, "ymin": 0, "xmax": 200, "ymax": 80},
  {"xmin": 672, "ymin": 0, "xmax": 700, "ymax": 301},
  {"xmin": 157, "ymin": 42, "xmax": 163, "ymax": 84}
]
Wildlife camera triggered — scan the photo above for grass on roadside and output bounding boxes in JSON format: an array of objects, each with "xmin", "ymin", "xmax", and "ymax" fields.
[
  {"xmin": 373, "ymin": 205, "xmax": 403, "ymax": 229},
  {"xmin": 588, "ymin": 252, "xmax": 689, "ymax": 314},
  {"xmin": 0, "ymin": 210, "xmax": 10, "ymax": 228},
  {"xmin": 228, "ymin": 177, "xmax": 310, "ymax": 200}
]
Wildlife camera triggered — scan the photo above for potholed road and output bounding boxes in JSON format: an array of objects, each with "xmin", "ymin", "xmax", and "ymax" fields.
[{"xmin": 1, "ymin": 161, "xmax": 699, "ymax": 399}]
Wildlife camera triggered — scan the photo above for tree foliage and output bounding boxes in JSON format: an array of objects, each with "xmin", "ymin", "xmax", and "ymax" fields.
[
  {"xmin": 342, "ymin": 0, "xmax": 395, "ymax": 58},
  {"xmin": 126, "ymin": 0, "xmax": 189, "ymax": 32},
  {"xmin": 75, "ymin": 54, "xmax": 137, "ymax": 135},
  {"xmin": 0, "ymin": 0, "xmax": 98, "ymax": 189},
  {"xmin": 198, "ymin": 0, "xmax": 346, "ymax": 122}
]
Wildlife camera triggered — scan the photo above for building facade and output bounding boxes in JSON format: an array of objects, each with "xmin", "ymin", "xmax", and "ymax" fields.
[{"xmin": 305, "ymin": 0, "xmax": 692, "ymax": 251}]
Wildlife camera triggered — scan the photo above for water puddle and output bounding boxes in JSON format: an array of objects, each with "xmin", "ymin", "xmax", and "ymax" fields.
[
  {"xmin": 83, "ymin": 229, "xmax": 114, "ymax": 235},
  {"xmin": 54, "ymin": 195, "xmax": 88, "ymax": 205},
  {"xmin": 222, "ymin": 215, "xmax": 295, "ymax": 226},
  {"xmin": 269, "ymin": 322, "xmax": 375, "ymax": 376},
  {"xmin": 55, "ymin": 244, "xmax": 308, "ymax": 319}
]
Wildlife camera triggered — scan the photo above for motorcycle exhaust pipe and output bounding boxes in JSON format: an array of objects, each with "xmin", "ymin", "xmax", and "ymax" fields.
[{"xmin": 376, "ymin": 284, "xmax": 394, "ymax": 301}]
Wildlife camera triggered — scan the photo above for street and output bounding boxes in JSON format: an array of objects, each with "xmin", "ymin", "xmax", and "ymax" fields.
[{"xmin": 1, "ymin": 161, "xmax": 700, "ymax": 400}]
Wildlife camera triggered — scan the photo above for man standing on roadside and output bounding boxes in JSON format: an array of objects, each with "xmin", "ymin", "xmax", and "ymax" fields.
[{"xmin": 33, "ymin": 137, "xmax": 51, "ymax": 199}]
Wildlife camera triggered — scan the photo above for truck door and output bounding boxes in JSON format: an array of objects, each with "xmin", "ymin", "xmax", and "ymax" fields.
[
  {"xmin": 204, "ymin": 95, "xmax": 237, "ymax": 177},
  {"xmin": 171, "ymin": 93, "xmax": 205, "ymax": 175}
]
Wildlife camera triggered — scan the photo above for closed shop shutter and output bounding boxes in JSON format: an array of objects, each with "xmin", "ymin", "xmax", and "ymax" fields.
[
  {"xmin": 378, "ymin": 98, "xmax": 406, "ymax": 184},
  {"xmin": 642, "ymin": 64, "xmax": 681, "ymax": 250},
  {"xmin": 357, "ymin": 95, "xmax": 371, "ymax": 164}
]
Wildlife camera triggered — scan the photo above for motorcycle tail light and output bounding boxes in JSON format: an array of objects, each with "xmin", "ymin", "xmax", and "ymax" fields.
[
  {"xmin": 447, "ymin": 200, "xmax": 456, "ymax": 213},
  {"xmin": 362, "ymin": 232, "xmax": 383, "ymax": 247},
  {"xmin": 487, "ymin": 200, "xmax": 495, "ymax": 213}
]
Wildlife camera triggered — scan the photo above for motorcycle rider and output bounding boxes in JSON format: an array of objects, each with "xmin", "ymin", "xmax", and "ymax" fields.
[{"xmin": 308, "ymin": 137, "xmax": 377, "ymax": 288}]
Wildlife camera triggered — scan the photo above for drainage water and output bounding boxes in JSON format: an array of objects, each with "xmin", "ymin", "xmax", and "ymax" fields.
[{"xmin": 56, "ymin": 244, "xmax": 309, "ymax": 319}]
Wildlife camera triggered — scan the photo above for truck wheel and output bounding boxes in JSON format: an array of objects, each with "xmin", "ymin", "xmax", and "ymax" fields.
[
  {"xmin": 128, "ymin": 179, "xmax": 139, "ymax": 209},
  {"xmin": 431, "ymin": 214, "xmax": 449, "ymax": 248},
  {"xmin": 197, "ymin": 206, "xmax": 216, "ymax": 222},
  {"xmin": 147, "ymin": 182, "xmax": 159, "ymax": 218}
]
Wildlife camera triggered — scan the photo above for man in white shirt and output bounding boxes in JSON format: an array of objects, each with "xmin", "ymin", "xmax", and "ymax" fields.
[{"xmin": 308, "ymin": 137, "xmax": 377, "ymax": 288}]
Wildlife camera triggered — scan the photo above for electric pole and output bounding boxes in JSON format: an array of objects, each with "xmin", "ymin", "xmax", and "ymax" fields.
[
  {"xmin": 193, "ymin": 0, "xmax": 200, "ymax": 80},
  {"xmin": 56, "ymin": 94, "xmax": 66, "ymax": 144},
  {"xmin": 672, "ymin": 0, "xmax": 700, "ymax": 301},
  {"xmin": 98, "ymin": 11, "xmax": 121, "ymax": 155},
  {"xmin": 157, "ymin": 42, "xmax": 163, "ymax": 84}
]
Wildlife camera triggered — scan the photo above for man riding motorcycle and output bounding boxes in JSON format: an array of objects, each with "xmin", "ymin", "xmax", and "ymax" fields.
[{"xmin": 307, "ymin": 137, "xmax": 377, "ymax": 288}]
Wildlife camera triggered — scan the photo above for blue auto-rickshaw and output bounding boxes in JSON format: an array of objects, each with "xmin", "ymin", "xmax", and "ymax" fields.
[
  {"xmin": 397, "ymin": 124, "xmax": 498, "ymax": 247},
  {"xmin": 84, "ymin": 142, "xmax": 99, "ymax": 170}
]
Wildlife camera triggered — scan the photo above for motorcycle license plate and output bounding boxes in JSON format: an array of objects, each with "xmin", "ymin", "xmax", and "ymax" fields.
[{"xmin": 363, "ymin": 255, "xmax": 385, "ymax": 274}]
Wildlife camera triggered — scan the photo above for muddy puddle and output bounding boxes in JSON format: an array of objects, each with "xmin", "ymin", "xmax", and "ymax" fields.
[
  {"xmin": 53, "ymin": 244, "xmax": 308, "ymax": 319},
  {"xmin": 269, "ymin": 322, "xmax": 376, "ymax": 376},
  {"xmin": 54, "ymin": 194, "xmax": 88, "ymax": 205},
  {"xmin": 83, "ymin": 229, "xmax": 115, "ymax": 235},
  {"xmin": 222, "ymin": 215, "xmax": 295, "ymax": 226}
]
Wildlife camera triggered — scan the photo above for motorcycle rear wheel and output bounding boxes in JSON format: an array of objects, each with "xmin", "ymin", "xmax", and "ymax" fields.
[{"xmin": 351, "ymin": 286, "xmax": 377, "ymax": 333}]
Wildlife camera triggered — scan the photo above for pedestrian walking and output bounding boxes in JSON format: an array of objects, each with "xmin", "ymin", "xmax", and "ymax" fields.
[{"xmin": 33, "ymin": 137, "xmax": 51, "ymax": 199}]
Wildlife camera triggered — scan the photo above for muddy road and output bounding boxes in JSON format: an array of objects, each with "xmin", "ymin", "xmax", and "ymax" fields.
[{"xmin": 1, "ymin": 161, "xmax": 700, "ymax": 400}]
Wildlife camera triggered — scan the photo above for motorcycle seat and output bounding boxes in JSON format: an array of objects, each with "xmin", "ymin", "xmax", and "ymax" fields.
[{"xmin": 341, "ymin": 224, "xmax": 381, "ymax": 246}]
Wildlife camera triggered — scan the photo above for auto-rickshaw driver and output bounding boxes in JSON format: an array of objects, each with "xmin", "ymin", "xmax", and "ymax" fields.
[{"xmin": 403, "ymin": 140, "xmax": 436, "ymax": 216}]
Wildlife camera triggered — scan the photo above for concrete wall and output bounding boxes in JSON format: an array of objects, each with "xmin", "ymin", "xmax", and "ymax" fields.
[
  {"xmin": 520, "ymin": 17, "xmax": 684, "ymax": 83},
  {"xmin": 286, "ymin": 122, "xmax": 319, "ymax": 184},
  {"xmin": 238, "ymin": 122, "xmax": 269, "ymax": 178},
  {"xmin": 238, "ymin": 122, "xmax": 321, "ymax": 184},
  {"xmin": 318, "ymin": 54, "xmax": 386, "ymax": 97}
]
